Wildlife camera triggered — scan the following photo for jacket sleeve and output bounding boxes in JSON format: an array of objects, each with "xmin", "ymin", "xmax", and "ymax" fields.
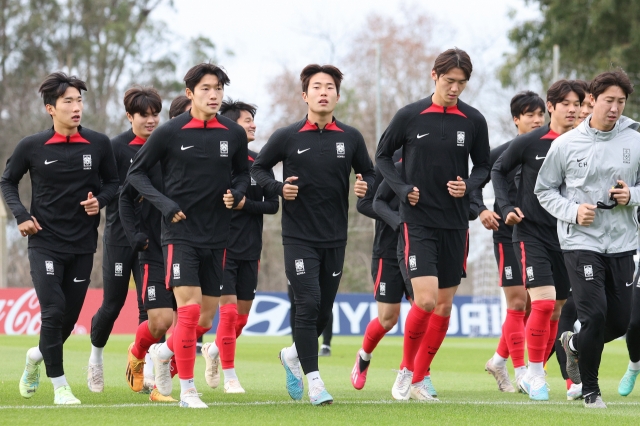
[
  {"xmin": 465, "ymin": 114, "xmax": 491, "ymax": 193},
  {"xmin": 252, "ymin": 128, "xmax": 288, "ymax": 197},
  {"xmin": 96, "ymin": 137, "xmax": 120, "ymax": 209},
  {"xmin": 375, "ymin": 109, "xmax": 415, "ymax": 202},
  {"xmin": 118, "ymin": 181, "xmax": 148, "ymax": 251},
  {"xmin": 0, "ymin": 138, "xmax": 33, "ymax": 224},
  {"xmin": 351, "ymin": 131, "xmax": 375, "ymax": 191},
  {"xmin": 373, "ymin": 178, "xmax": 402, "ymax": 232},
  {"xmin": 492, "ymin": 139, "xmax": 527, "ymax": 220},
  {"xmin": 628, "ymin": 150, "xmax": 640, "ymax": 206},
  {"xmin": 242, "ymin": 169, "xmax": 280, "ymax": 215},
  {"xmin": 230, "ymin": 129, "xmax": 250, "ymax": 207},
  {"xmin": 127, "ymin": 126, "xmax": 181, "ymax": 221},
  {"xmin": 356, "ymin": 165, "xmax": 383, "ymax": 221},
  {"xmin": 534, "ymin": 142, "xmax": 579, "ymax": 223}
]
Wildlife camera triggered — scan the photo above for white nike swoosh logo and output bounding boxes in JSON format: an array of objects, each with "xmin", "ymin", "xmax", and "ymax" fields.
[
  {"xmin": 220, "ymin": 285, "xmax": 223, "ymax": 290},
  {"xmin": 181, "ymin": 145, "xmax": 194, "ymax": 150},
  {"xmin": 627, "ymin": 282, "xmax": 634, "ymax": 287},
  {"xmin": 130, "ymin": 159, "xmax": 133, "ymax": 163},
  {"xmin": 73, "ymin": 278, "xmax": 86, "ymax": 283},
  {"xmin": 332, "ymin": 271, "xmax": 341, "ymax": 277},
  {"xmin": 417, "ymin": 133, "xmax": 429, "ymax": 139},
  {"xmin": 535, "ymin": 155, "xmax": 546, "ymax": 160},
  {"xmin": 297, "ymin": 148, "xmax": 311, "ymax": 154},
  {"xmin": 44, "ymin": 160, "xmax": 58, "ymax": 165}
]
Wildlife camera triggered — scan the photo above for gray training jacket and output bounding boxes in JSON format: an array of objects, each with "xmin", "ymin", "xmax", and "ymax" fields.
[{"xmin": 534, "ymin": 115, "xmax": 640, "ymax": 254}]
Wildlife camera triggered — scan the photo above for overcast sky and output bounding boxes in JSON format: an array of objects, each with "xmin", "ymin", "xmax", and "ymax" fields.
[{"xmin": 156, "ymin": 0, "xmax": 541, "ymax": 143}]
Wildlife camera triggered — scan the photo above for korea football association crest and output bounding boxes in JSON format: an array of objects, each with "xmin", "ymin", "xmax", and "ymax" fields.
[
  {"xmin": 584, "ymin": 265, "xmax": 594, "ymax": 281},
  {"xmin": 220, "ymin": 141, "xmax": 228, "ymax": 157},
  {"xmin": 45, "ymin": 261, "xmax": 54, "ymax": 275},
  {"xmin": 83, "ymin": 155, "xmax": 92, "ymax": 170},
  {"xmin": 457, "ymin": 131, "xmax": 465, "ymax": 147},
  {"xmin": 115, "ymin": 262, "xmax": 123, "ymax": 277},
  {"xmin": 526, "ymin": 266, "xmax": 534, "ymax": 281},
  {"xmin": 251, "ymin": 176, "xmax": 257, "ymax": 186},
  {"xmin": 409, "ymin": 255, "xmax": 417, "ymax": 271},
  {"xmin": 295, "ymin": 259, "xmax": 305, "ymax": 275},
  {"xmin": 505, "ymin": 266, "xmax": 513, "ymax": 280},
  {"xmin": 336, "ymin": 142, "xmax": 345, "ymax": 158},
  {"xmin": 173, "ymin": 263, "xmax": 180, "ymax": 280},
  {"xmin": 380, "ymin": 282, "xmax": 386, "ymax": 296},
  {"xmin": 147, "ymin": 286, "xmax": 156, "ymax": 301}
]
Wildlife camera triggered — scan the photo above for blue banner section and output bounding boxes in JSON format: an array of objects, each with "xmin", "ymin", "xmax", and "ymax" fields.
[{"xmin": 210, "ymin": 292, "xmax": 502, "ymax": 337}]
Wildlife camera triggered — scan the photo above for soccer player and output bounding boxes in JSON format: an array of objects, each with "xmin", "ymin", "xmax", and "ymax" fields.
[
  {"xmin": 536, "ymin": 71, "xmax": 640, "ymax": 408},
  {"xmin": 127, "ymin": 63, "xmax": 250, "ymax": 408},
  {"xmin": 492, "ymin": 80, "xmax": 584, "ymax": 400},
  {"xmin": 576, "ymin": 79, "xmax": 594, "ymax": 124},
  {"xmin": 2, "ymin": 72, "xmax": 119, "ymax": 404},
  {"xmin": 375, "ymin": 48, "xmax": 490, "ymax": 401},
  {"xmin": 472, "ymin": 91, "xmax": 545, "ymax": 392},
  {"xmin": 202, "ymin": 99, "xmax": 279, "ymax": 393},
  {"xmin": 87, "ymin": 86, "xmax": 162, "ymax": 392},
  {"xmin": 169, "ymin": 95, "xmax": 192, "ymax": 119},
  {"xmin": 252, "ymin": 64, "xmax": 375, "ymax": 405}
]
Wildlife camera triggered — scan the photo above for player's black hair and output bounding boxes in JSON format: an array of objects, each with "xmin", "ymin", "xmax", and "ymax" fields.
[
  {"xmin": 219, "ymin": 98, "xmax": 257, "ymax": 122},
  {"xmin": 183, "ymin": 63, "xmax": 230, "ymax": 93},
  {"xmin": 169, "ymin": 95, "xmax": 191, "ymax": 119},
  {"xmin": 123, "ymin": 86, "xmax": 162, "ymax": 116},
  {"xmin": 38, "ymin": 72, "xmax": 87, "ymax": 107},
  {"xmin": 510, "ymin": 90, "xmax": 546, "ymax": 119}
]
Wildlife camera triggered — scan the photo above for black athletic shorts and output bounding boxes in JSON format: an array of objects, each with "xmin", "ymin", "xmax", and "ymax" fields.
[
  {"xmin": 514, "ymin": 241, "xmax": 570, "ymax": 300},
  {"xmin": 400, "ymin": 223, "xmax": 468, "ymax": 288},
  {"xmin": 163, "ymin": 244, "xmax": 225, "ymax": 297},
  {"xmin": 141, "ymin": 261, "xmax": 176, "ymax": 310},
  {"xmin": 221, "ymin": 258, "xmax": 259, "ymax": 301},
  {"xmin": 494, "ymin": 242, "xmax": 524, "ymax": 287},
  {"xmin": 371, "ymin": 257, "xmax": 411, "ymax": 303}
]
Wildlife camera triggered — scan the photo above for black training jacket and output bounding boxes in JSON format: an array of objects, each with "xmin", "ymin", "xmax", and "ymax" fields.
[
  {"xmin": 375, "ymin": 96, "xmax": 490, "ymax": 230},
  {"xmin": 226, "ymin": 149, "xmax": 279, "ymax": 260},
  {"xmin": 252, "ymin": 117, "xmax": 375, "ymax": 248},
  {"xmin": 491, "ymin": 125, "xmax": 561, "ymax": 251},
  {"xmin": 1, "ymin": 126, "xmax": 119, "ymax": 254},
  {"xmin": 126, "ymin": 111, "xmax": 250, "ymax": 249}
]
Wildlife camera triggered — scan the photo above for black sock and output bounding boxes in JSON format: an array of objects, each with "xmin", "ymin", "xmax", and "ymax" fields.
[{"xmin": 358, "ymin": 354, "xmax": 371, "ymax": 372}]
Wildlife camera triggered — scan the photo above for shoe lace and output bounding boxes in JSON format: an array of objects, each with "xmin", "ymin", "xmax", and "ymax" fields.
[
  {"xmin": 530, "ymin": 375, "xmax": 548, "ymax": 392},
  {"xmin": 392, "ymin": 369, "xmax": 412, "ymax": 386},
  {"xmin": 131, "ymin": 359, "xmax": 145, "ymax": 374},
  {"xmin": 85, "ymin": 365, "xmax": 104, "ymax": 387},
  {"xmin": 287, "ymin": 358, "xmax": 302, "ymax": 379}
]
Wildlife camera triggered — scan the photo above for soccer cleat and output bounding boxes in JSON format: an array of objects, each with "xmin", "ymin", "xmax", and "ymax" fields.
[
  {"xmin": 125, "ymin": 342, "xmax": 145, "ymax": 392},
  {"xmin": 53, "ymin": 385, "xmax": 81, "ymax": 405},
  {"xmin": 485, "ymin": 358, "xmax": 516, "ymax": 393},
  {"xmin": 567, "ymin": 383, "xmax": 583, "ymax": 400},
  {"xmin": 309, "ymin": 386, "xmax": 333, "ymax": 406},
  {"xmin": 584, "ymin": 393, "xmax": 607, "ymax": 408},
  {"xmin": 618, "ymin": 367, "xmax": 640, "ymax": 396},
  {"xmin": 560, "ymin": 331, "xmax": 581, "ymax": 384},
  {"xmin": 179, "ymin": 388, "xmax": 208, "ymax": 408},
  {"xmin": 391, "ymin": 368, "xmax": 413, "ymax": 400},
  {"xmin": 278, "ymin": 348, "xmax": 303, "ymax": 400},
  {"xmin": 224, "ymin": 379, "xmax": 246, "ymax": 394},
  {"xmin": 149, "ymin": 343, "xmax": 172, "ymax": 396},
  {"xmin": 423, "ymin": 375, "xmax": 438, "ymax": 397},
  {"xmin": 519, "ymin": 373, "xmax": 549, "ymax": 401},
  {"xmin": 201, "ymin": 342, "xmax": 220, "ymax": 389},
  {"xmin": 318, "ymin": 345, "xmax": 331, "ymax": 357},
  {"xmin": 19, "ymin": 348, "xmax": 41, "ymax": 398},
  {"xmin": 86, "ymin": 363, "xmax": 104, "ymax": 393},
  {"xmin": 350, "ymin": 350, "xmax": 370, "ymax": 390},
  {"xmin": 410, "ymin": 381, "xmax": 440, "ymax": 402},
  {"xmin": 150, "ymin": 387, "xmax": 177, "ymax": 402},
  {"xmin": 142, "ymin": 376, "xmax": 155, "ymax": 394}
]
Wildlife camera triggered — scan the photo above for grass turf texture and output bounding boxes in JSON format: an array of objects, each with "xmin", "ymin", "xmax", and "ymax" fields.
[{"xmin": 1, "ymin": 335, "xmax": 639, "ymax": 425}]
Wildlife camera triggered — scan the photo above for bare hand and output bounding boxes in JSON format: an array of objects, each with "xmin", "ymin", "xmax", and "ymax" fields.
[
  {"xmin": 505, "ymin": 207, "xmax": 525, "ymax": 226},
  {"xmin": 577, "ymin": 204, "xmax": 597, "ymax": 226},
  {"xmin": 18, "ymin": 216, "xmax": 42, "ymax": 236},
  {"xmin": 447, "ymin": 176, "xmax": 466, "ymax": 198},
  {"xmin": 283, "ymin": 176, "xmax": 299, "ymax": 201},
  {"xmin": 223, "ymin": 189, "xmax": 235, "ymax": 209},
  {"xmin": 234, "ymin": 196, "xmax": 246, "ymax": 210},
  {"xmin": 172, "ymin": 211, "xmax": 186, "ymax": 223},
  {"xmin": 407, "ymin": 187, "xmax": 419, "ymax": 206},
  {"xmin": 80, "ymin": 192, "xmax": 100, "ymax": 216},
  {"xmin": 354, "ymin": 174, "xmax": 367, "ymax": 198},
  {"xmin": 609, "ymin": 180, "xmax": 631, "ymax": 206},
  {"xmin": 480, "ymin": 210, "xmax": 501, "ymax": 231}
]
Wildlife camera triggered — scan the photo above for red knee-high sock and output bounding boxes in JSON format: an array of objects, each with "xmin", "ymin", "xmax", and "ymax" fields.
[
  {"xmin": 132, "ymin": 320, "xmax": 161, "ymax": 359},
  {"xmin": 503, "ymin": 309, "xmax": 526, "ymax": 368},
  {"xmin": 174, "ymin": 304, "xmax": 200, "ymax": 380},
  {"xmin": 496, "ymin": 334, "xmax": 509, "ymax": 359},
  {"xmin": 412, "ymin": 314, "xmax": 449, "ymax": 384},
  {"xmin": 196, "ymin": 324, "xmax": 210, "ymax": 339},
  {"xmin": 400, "ymin": 305, "xmax": 432, "ymax": 372},
  {"xmin": 235, "ymin": 314, "xmax": 249, "ymax": 338},
  {"xmin": 362, "ymin": 318, "xmax": 388, "ymax": 354},
  {"xmin": 544, "ymin": 319, "xmax": 559, "ymax": 362},
  {"xmin": 167, "ymin": 334, "xmax": 174, "ymax": 352},
  {"xmin": 526, "ymin": 300, "xmax": 554, "ymax": 363},
  {"xmin": 215, "ymin": 305, "xmax": 238, "ymax": 370}
]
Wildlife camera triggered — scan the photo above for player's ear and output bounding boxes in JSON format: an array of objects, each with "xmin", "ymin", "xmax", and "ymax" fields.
[{"xmin": 302, "ymin": 91, "xmax": 308, "ymax": 104}]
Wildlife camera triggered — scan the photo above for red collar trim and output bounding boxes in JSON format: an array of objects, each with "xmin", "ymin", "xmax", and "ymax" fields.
[
  {"xmin": 420, "ymin": 103, "xmax": 467, "ymax": 118},
  {"xmin": 541, "ymin": 128, "xmax": 560, "ymax": 140},
  {"xmin": 298, "ymin": 119, "xmax": 344, "ymax": 132},
  {"xmin": 129, "ymin": 135, "xmax": 146, "ymax": 145},
  {"xmin": 181, "ymin": 116, "xmax": 228, "ymax": 130},
  {"xmin": 44, "ymin": 131, "xmax": 90, "ymax": 145},
  {"xmin": 248, "ymin": 155, "xmax": 255, "ymax": 161}
]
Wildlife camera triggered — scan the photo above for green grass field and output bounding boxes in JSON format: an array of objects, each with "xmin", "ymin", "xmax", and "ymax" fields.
[{"xmin": 1, "ymin": 335, "xmax": 639, "ymax": 425}]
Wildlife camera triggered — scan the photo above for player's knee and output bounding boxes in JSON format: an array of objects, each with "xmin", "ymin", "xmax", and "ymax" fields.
[
  {"xmin": 379, "ymin": 315, "xmax": 398, "ymax": 331},
  {"xmin": 434, "ymin": 302, "xmax": 453, "ymax": 317},
  {"xmin": 40, "ymin": 304, "xmax": 65, "ymax": 323},
  {"xmin": 413, "ymin": 296, "xmax": 435, "ymax": 312}
]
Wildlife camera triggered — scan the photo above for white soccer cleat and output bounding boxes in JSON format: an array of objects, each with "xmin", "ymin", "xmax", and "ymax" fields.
[
  {"xmin": 567, "ymin": 383, "xmax": 583, "ymax": 400},
  {"xmin": 485, "ymin": 358, "xmax": 516, "ymax": 393},
  {"xmin": 410, "ymin": 381, "xmax": 440, "ymax": 402},
  {"xmin": 391, "ymin": 368, "xmax": 413, "ymax": 400},
  {"xmin": 54, "ymin": 385, "xmax": 81, "ymax": 405},
  {"xmin": 202, "ymin": 342, "xmax": 220, "ymax": 389},
  {"xmin": 223, "ymin": 379, "xmax": 246, "ymax": 394},
  {"xmin": 86, "ymin": 363, "xmax": 104, "ymax": 393},
  {"xmin": 149, "ymin": 344, "xmax": 172, "ymax": 396},
  {"xmin": 179, "ymin": 388, "xmax": 208, "ymax": 408}
]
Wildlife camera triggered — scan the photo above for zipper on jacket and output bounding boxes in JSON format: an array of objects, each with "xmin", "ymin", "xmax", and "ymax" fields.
[
  {"xmin": 203, "ymin": 120, "xmax": 207, "ymax": 128},
  {"xmin": 441, "ymin": 107, "xmax": 446, "ymax": 139},
  {"xmin": 566, "ymin": 223, "xmax": 570, "ymax": 234}
]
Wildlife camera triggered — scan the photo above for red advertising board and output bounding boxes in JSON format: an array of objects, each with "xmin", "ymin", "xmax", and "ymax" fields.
[{"xmin": 0, "ymin": 288, "xmax": 140, "ymax": 335}]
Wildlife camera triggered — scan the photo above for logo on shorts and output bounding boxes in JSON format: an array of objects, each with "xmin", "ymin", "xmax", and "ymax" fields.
[
  {"xmin": 220, "ymin": 141, "xmax": 228, "ymax": 157},
  {"xmin": 409, "ymin": 255, "xmax": 417, "ymax": 271},
  {"xmin": 250, "ymin": 176, "xmax": 257, "ymax": 186},
  {"xmin": 505, "ymin": 266, "xmax": 513, "ymax": 280},
  {"xmin": 147, "ymin": 286, "xmax": 156, "ymax": 301},
  {"xmin": 380, "ymin": 282, "xmax": 386, "ymax": 296},
  {"xmin": 526, "ymin": 266, "xmax": 534, "ymax": 281},
  {"xmin": 295, "ymin": 259, "xmax": 305, "ymax": 275},
  {"xmin": 457, "ymin": 131, "xmax": 465, "ymax": 147},
  {"xmin": 173, "ymin": 263, "xmax": 180, "ymax": 280},
  {"xmin": 624, "ymin": 148, "xmax": 631, "ymax": 164},
  {"xmin": 336, "ymin": 143, "xmax": 345, "ymax": 158},
  {"xmin": 83, "ymin": 155, "xmax": 92, "ymax": 170},
  {"xmin": 115, "ymin": 263, "xmax": 123, "ymax": 277},
  {"xmin": 584, "ymin": 265, "xmax": 594, "ymax": 280},
  {"xmin": 45, "ymin": 261, "xmax": 54, "ymax": 275}
]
